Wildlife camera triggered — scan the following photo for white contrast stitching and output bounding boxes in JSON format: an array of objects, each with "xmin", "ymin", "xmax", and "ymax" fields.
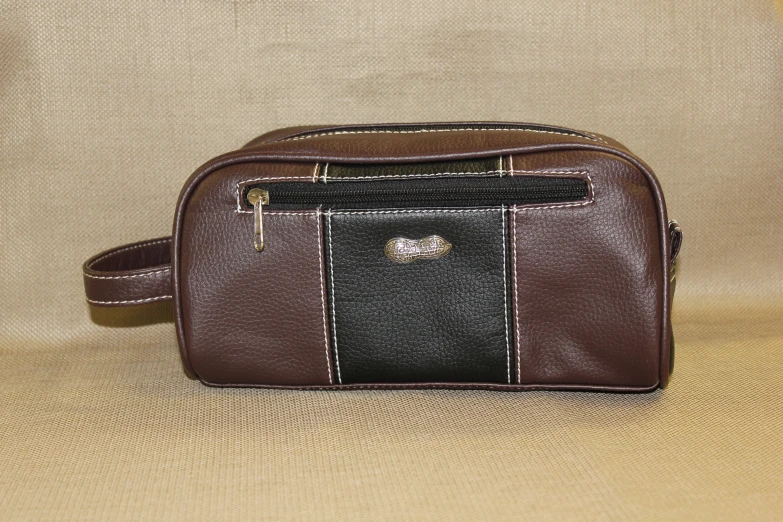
[
  {"xmin": 510, "ymin": 172, "xmax": 595, "ymax": 212},
  {"xmin": 509, "ymin": 170, "xmax": 587, "ymax": 175},
  {"xmin": 501, "ymin": 205, "xmax": 511, "ymax": 384},
  {"xmin": 88, "ymin": 238, "xmax": 170, "ymax": 269},
  {"xmin": 321, "ymin": 163, "xmax": 329, "ymax": 184},
  {"xmin": 264, "ymin": 211, "xmax": 321, "ymax": 216},
  {"xmin": 330, "ymin": 208, "xmax": 502, "ymax": 216},
  {"xmin": 326, "ymin": 211, "xmax": 342, "ymax": 384},
  {"xmin": 510, "ymin": 201, "xmax": 590, "ymax": 212},
  {"xmin": 236, "ymin": 210, "xmax": 326, "ymax": 216},
  {"xmin": 512, "ymin": 208, "xmax": 521, "ymax": 384},
  {"xmin": 312, "ymin": 163, "xmax": 319, "ymax": 183},
  {"xmin": 507, "ymin": 155, "xmax": 514, "ymax": 178},
  {"xmin": 86, "ymin": 295, "xmax": 172, "ymax": 305},
  {"xmin": 303, "ymin": 169, "xmax": 586, "ymax": 181},
  {"xmin": 330, "ymin": 170, "xmax": 502, "ymax": 181},
  {"xmin": 280, "ymin": 127, "xmax": 605, "ymax": 143},
  {"xmin": 315, "ymin": 208, "xmax": 333, "ymax": 384},
  {"xmin": 83, "ymin": 268, "xmax": 169, "ymax": 280},
  {"xmin": 239, "ymin": 176, "xmax": 314, "ymax": 182}
]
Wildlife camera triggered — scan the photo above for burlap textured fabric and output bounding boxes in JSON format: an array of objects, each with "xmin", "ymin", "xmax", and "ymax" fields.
[{"xmin": 1, "ymin": 1, "xmax": 781, "ymax": 519}]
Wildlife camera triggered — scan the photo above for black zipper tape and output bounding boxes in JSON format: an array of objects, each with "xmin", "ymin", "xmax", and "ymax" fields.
[{"xmin": 243, "ymin": 176, "xmax": 587, "ymax": 210}]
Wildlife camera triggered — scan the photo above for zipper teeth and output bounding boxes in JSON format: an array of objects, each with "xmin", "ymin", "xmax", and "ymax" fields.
[
  {"xmin": 266, "ymin": 186, "xmax": 586, "ymax": 205},
  {"xmin": 277, "ymin": 123, "xmax": 601, "ymax": 143}
]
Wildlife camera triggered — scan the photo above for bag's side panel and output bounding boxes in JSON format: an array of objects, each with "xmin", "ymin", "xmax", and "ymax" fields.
[
  {"xmin": 508, "ymin": 151, "xmax": 663, "ymax": 388},
  {"xmin": 179, "ymin": 162, "xmax": 333, "ymax": 386}
]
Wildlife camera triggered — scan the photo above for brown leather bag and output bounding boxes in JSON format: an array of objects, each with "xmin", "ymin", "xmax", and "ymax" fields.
[{"xmin": 83, "ymin": 122, "xmax": 681, "ymax": 392}]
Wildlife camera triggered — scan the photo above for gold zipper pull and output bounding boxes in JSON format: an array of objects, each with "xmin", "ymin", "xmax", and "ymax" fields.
[{"xmin": 247, "ymin": 188, "xmax": 270, "ymax": 252}]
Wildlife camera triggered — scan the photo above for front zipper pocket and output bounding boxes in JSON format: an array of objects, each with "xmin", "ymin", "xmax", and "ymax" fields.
[{"xmin": 241, "ymin": 175, "xmax": 588, "ymax": 252}]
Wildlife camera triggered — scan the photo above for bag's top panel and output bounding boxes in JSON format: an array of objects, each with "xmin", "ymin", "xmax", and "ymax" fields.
[{"xmin": 224, "ymin": 122, "xmax": 630, "ymax": 164}]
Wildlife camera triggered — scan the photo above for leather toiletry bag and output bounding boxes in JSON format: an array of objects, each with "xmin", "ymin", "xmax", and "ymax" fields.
[{"xmin": 83, "ymin": 122, "xmax": 682, "ymax": 392}]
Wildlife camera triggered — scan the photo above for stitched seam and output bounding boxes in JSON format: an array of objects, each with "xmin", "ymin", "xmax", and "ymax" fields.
[
  {"xmin": 217, "ymin": 382, "xmax": 659, "ymax": 391},
  {"xmin": 312, "ymin": 163, "xmax": 319, "ymax": 183},
  {"xmin": 325, "ymin": 172, "xmax": 499, "ymax": 181},
  {"xmin": 332, "ymin": 170, "xmax": 502, "ymax": 181},
  {"xmin": 263, "ymin": 211, "xmax": 322, "ymax": 216},
  {"xmin": 322, "ymin": 163, "xmax": 329, "ymax": 184},
  {"xmin": 512, "ymin": 207, "xmax": 521, "ymax": 384},
  {"xmin": 239, "ymin": 176, "xmax": 314, "ymax": 182},
  {"xmin": 510, "ymin": 201, "xmax": 589, "ymax": 212},
  {"xmin": 501, "ymin": 205, "xmax": 511, "ymax": 384},
  {"xmin": 298, "ymin": 169, "xmax": 584, "ymax": 181},
  {"xmin": 88, "ymin": 238, "xmax": 170, "ymax": 269},
  {"xmin": 316, "ymin": 208, "xmax": 333, "ymax": 384},
  {"xmin": 235, "ymin": 210, "xmax": 328, "ymax": 216},
  {"xmin": 83, "ymin": 268, "xmax": 169, "ymax": 280},
  {"xmin": 86, "ymin": 295, "xmax": 171, "ymax": 305},
  {"xmin": 326, "ymin": 211, "xmax": 342, "ymax": 384},
  {"xmin": 330, "ymin": 208, "xmax": 502, "ymax": 216},
  {"xmin": 279, "ymin": 128, "xmax": 605, "ymax": 142},
  {"xmin": 507, "ymin": 157, "xmax": 515, "ymax": 382}
]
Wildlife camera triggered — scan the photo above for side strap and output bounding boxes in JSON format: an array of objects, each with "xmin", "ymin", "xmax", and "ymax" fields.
[
  {"xmin": 83, "ymin": 223, "xmax": 682, "ymax": 307},
  {"xmin": 83, "ymin": 237, "xmax": 172, "ymax": 307}
]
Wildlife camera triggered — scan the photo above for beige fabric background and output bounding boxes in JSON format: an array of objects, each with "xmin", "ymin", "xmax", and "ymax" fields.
[{"xmin": 1, "ymin": 1, "xmax": 782, "ymax": 520}]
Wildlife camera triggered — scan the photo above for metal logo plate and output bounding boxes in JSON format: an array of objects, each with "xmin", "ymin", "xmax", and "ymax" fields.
[{"xmin": 384, "ymin": 235, "xmax": 452, "ymax": 264}]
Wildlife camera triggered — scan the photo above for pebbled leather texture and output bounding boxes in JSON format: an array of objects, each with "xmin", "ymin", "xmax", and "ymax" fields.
[
  {"xmin": 508, "ymin": 151, "xmax": 662, "ymax": 388},
  {"xmin": 84, "ymin": 122, "xmax": 676, "ymax": 391},
  {"xmin": 326, "ymin": 208, "xmax": 510, "ymax": 384},
  {"xmin": 179, "ymin": 162, "xmax": 333, "ymax": 386},
  {"xmin": 325, "ymin": 157, "xmax": 503, "ymax": 181}
]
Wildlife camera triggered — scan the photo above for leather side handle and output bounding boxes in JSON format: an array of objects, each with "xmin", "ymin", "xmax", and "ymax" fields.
[{"xmin": 83, "ymin": 237, "xmax": 172, "ymax": 307}]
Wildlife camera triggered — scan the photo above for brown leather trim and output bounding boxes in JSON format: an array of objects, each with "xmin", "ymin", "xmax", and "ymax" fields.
[
  {"xmin": 265, "ymin": 122, "xmax": 605, "ymax": 144},
  {"xmin": 180, "ymin": 205, "xmax": 334, "ymax": 386},
  {"xmin": 172, "ymin": 131, "xmax": 670, "ymax": 387},
  {"xmin": 243, "ymin": 122, "xmax": 607, "ymax": 149},
  {"xmin": 508, "ymin": 154, "xmax": 662, "ymax": 388},
  {"xmin": 83, "ymin": 237, "xmax": 172, "ymax": 307},
  {"xmin": 200, "ymin": 379, "xmax": 661, "ymax": 393}
]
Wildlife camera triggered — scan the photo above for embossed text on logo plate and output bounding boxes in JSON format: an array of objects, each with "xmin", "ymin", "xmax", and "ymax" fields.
[{"xmin": 384, "ymin": 235, "xmax": 452, "ymax": 264}]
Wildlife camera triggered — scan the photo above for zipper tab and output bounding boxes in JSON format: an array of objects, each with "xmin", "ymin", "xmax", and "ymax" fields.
[{"xmin": 247, "ymin": 188, "xmax": 270, "ymax": 252}]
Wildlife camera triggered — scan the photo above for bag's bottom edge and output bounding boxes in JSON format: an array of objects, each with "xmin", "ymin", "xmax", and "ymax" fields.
[{"xmin": 197, "ymin": 379, "xmax": 661, "ymax": 393}]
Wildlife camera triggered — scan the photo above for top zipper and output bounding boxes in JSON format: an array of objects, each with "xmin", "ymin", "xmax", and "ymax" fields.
[{"xmin": 275, "ymin": 122, "xmax": 602, "ymax": 143}]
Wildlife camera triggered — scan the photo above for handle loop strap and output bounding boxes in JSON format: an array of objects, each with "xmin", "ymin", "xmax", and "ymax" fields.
[{"xmin": 82, "ymin": 237, "xmax": 172, "ymax": 307}]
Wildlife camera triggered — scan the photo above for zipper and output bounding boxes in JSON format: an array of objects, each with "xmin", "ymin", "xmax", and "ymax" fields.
[
  {"xmin": 277, "ymin": 122, "xmax": 601, "ymax": 143},
  {"xmin": 250, "ymin": 185, "xmax": 585, "ymax": 206},
  {"xmin": 247, "ymin": 188, "xmax": 270, "ymax": 252},
  {"xmin": 243, "ymin": 176, "xmax": 588, "ymax": 252}
]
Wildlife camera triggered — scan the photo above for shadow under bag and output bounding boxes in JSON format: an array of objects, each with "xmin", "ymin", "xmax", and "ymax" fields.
[{"xmin": 83, "ymin": 122, "xmax": 682, "ymax": 392}]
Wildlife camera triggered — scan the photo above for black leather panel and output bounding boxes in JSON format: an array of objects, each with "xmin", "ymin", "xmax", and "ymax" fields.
[
  {"xmin": 326, "ymin": 208, "xmax": 511, "ymax": 384},
  {"xmin": 325, "ymin": 157, "xmax": 503, "ymax": 181}
]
